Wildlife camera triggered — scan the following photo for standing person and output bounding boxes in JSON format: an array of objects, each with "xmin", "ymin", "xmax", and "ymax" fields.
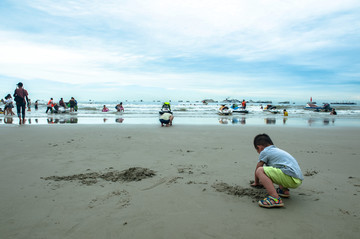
[
  {"xmin": 27, "ymin": 99, "xmax": 31, "ymax": 111},
  {"xmin": 69, "ymin": 97, "xmax": 76, "ymax": 112},
  {"xmin": 34, "ymin": 100, "xmax": 39, "ymax": 110},
  {"xmin": 251, "ymin": 134, "xmax": 303, "ymax": 208},
  {"xmin": 46, "ymin": 98, "xmax": 54, "ymax": 113},
  {"xmin": 13, "ymin": 82, "xmax": 29, "ymax": 124},
  {"xmin": 59, "ymin": 98, "xmax": 66, "ymax": 108},
  {"xmin": 283, "ymin": 109, "xmax": 288, "ymax": 116},
  {"xmin": 74, "ymin": 98, "xmax": 78, "ymax": 112},
  {"xmin": 241, "ymin": 99, "xmax": 247, "ymax": 109},
  {"xmin": 162, "ymin": 102, "xmax": 171, "ymax": 111}
]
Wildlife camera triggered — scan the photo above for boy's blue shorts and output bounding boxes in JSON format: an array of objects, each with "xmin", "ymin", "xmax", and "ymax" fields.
[{"xmin": 159, "ymin": 119, "xmax": 170, "ymax": 124}]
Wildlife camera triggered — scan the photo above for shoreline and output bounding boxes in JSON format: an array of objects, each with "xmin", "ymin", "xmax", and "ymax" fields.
[
  {"xmin": 1, "ymin": 125, "xmax": 359, "ymax": 238},
  {"xmin": 0, "ymin": 115, "xmax": 358, "ymax": 128}
]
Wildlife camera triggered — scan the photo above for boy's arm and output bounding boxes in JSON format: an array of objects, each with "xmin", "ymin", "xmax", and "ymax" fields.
[{"xmin": 252, "ymin": 161, "xmax": 265, "ymax": 186}]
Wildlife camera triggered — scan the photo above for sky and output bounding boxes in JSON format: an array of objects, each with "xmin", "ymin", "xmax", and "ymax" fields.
[{"xmin": 1, "ymin": 0, "xmax": 360, "ymax": 102}]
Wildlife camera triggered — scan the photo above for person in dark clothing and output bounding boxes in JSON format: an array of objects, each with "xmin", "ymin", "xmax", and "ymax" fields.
[{"xmin": 13, "ymin": 82, "xmax": 29, "ymax": 124}]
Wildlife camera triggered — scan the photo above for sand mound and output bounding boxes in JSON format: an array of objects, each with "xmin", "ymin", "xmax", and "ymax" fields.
[
  {"xmin": 212, "ymin": 182, "xmax": 267, "ymax": 201},
  {"xmin": 42, "ymin": 167, "xmax": 156, "ymax": 185}
]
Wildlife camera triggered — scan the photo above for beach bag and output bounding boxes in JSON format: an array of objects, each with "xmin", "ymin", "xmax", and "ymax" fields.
[
  {"xmin": 14, "ymin": 95, "xmax": 24, "ymax": 104},
  {"xmin": 14, "ymin": 89, "xmax": 25, "ymax": 104}
]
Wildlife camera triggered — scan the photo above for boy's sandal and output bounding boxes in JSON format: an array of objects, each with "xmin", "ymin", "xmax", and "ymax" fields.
[
  {"xmin": 258, "ymin": 196, "xmax": 284, "ymax": 208},
  {"xmin": 276, "ymin": 188, "xmax": 290, "ymax": 198}
]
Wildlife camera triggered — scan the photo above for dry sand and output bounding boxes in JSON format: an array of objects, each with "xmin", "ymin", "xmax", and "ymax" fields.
[{"xmin": 0, "ymin": 125, "xmax": 359, "ymax": 239}]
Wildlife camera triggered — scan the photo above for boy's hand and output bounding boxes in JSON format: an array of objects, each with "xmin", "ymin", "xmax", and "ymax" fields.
[{"xmin": 250, "ymin": 180, "xmax": 264, "ymax": 188}]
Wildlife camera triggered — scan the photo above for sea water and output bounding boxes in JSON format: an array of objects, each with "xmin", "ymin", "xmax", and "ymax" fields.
[{"xmin": 1, "ymin": 100, "xmax": 360, "ymax": 127}]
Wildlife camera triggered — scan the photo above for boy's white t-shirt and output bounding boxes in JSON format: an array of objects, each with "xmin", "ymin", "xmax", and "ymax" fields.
[{"xmin": 259, "ymin": 145, "xmax": 304, "ymax": 180}]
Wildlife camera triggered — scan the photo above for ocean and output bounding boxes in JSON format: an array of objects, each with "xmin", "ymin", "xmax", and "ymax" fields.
[{"xmin": 1, "ymin": 100, "xmax": 360, "ymax": 127}]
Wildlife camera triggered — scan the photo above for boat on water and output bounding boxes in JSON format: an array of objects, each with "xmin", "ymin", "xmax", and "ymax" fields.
[
  {"xmin": 159, "ymin": 102, "xmax": 173, "ymax": 115},
  {"xmin": 262, "ymin": 104, "xmax": 279, "ymax": 114},
  {"xmin": 218, "ymin": 105, "xmax": 233, "ymax": 115},
  {"xmin": 233, "ymin": 109, "xmax": 249, "ymax": 114},
  {"xmin": 304, "ymin": 103, "xmax": 332, "ymax": 112},
  {"xmin": 230, "ymin": 105, "xmax": 249, "ymax": 114},
  {"xmin": 218, "ymin": 109, "xmax": 232, "ymax": 115}
]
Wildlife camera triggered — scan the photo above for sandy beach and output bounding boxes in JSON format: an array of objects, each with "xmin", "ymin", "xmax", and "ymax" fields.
[{"xmin": 0, "ymin": 125, "xmax": 359, "ymax": 239}]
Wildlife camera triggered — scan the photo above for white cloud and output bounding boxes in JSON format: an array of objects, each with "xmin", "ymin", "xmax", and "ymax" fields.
[{"xmin": 1, "ymin": 0, "xmax": 359, "ymax": 100}]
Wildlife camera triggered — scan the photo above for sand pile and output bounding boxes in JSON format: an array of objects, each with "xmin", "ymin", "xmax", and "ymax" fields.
[
  {"xmin": 41, "ymin": 167, "xmax": 156, "ymax": 185},
  {"xmin": 212, "ymin": 182, "xmax": 267, "ymax": 201}
]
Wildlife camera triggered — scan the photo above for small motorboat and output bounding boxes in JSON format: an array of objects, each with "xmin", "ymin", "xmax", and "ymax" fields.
[
  {"xmin": 218, "ymin": 108, "xmax": 233, "ymax": 115},
  {"xmin": 263, "ymin": 104, "xmax": 280, "ymax": 114},
  {"xmin": 304, "ymin": 103, "xmax": 332, "ymax": 112},
  {"xmin": 159, "ymin": 107, "xmax": 172, "ymax": 115},
  {"xmin": 231, "ymin": 106, "xmax": 249, "ymax": 114}
]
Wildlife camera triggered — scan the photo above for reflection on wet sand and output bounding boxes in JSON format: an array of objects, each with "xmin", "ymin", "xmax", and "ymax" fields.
[
  {"xmin": 0, "ymin": 116, "xmax": 340, "ymax": 126},
  {"xmin": 231, "ymin": 117, "xmax": 246, "ymax": 124},
  {"xmin": 115, "ymin": 118, "xmax": 124, "ymax": 123},
  {"xmin": 47, "ymin": 117, "xmax": 78, "ymax": 124},
  {"xmin": 308, "ymin": 118, "xmax": 336, "ymax": 126},
  {"xmin": 283, "ymin": 117, "xmax": 287, "ymax": 124},
  {"xmin": 265, "ymin": 118, "xmax": 276, "ymax": 124},
  {"xmin": 218, "ymin": 117, "xmax": 230, "ymax": 124},
  {"xmin": 4, "ymin": 117, "xmax": 13, "ymax": 124}
]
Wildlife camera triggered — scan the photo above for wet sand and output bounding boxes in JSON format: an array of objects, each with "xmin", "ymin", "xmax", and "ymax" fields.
[{"xmin": 0, "ymin": 125, "xmax": 359, "ymax": 238}]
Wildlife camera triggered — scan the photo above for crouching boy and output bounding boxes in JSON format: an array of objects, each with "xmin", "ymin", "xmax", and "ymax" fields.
[{"xmin": 251, "ymin": 134, "xmax": 303, "ymax": 208}]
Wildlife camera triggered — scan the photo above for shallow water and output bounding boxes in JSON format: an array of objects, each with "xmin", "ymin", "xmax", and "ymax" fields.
[{"xmin": 1, "ymin": 101, "xmax": 359, "ymax": 127}]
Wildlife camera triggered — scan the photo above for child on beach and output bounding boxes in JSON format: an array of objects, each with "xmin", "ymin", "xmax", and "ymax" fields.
[
  {"xmin": 251, "ymin": 134, "xmax": 303, "ymax": 208},
  {"xmin": 102, "ymin": 105, "xmax": 109, "ymax": 112},
  {"xmin": 2, "ymin": 94, "xmax": 15, "ymax": 116}
]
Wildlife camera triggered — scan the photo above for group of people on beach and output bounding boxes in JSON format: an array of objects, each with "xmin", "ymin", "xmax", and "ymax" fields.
[
  {"xmin": 0, "ymin": 82, "xmax": 81, "ymax": 124},
  {"xmin": 46, "ymin": 97, "xmax": 78, "ymax": 114}
]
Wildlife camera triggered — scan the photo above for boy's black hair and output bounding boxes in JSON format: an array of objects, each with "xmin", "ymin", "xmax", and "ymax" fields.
[{"xmin": 253, "ymin": 134, "xmax": 274, "ymax": 149}]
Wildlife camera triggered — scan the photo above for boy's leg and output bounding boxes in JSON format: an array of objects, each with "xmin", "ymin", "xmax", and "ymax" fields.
[
  {"xmin": 255, "ymin": 167, "xmax": 279, "ymax": 198},
  {"xmin": 278, "ymin": 185, "xmax": 290, "ymax": 197}
]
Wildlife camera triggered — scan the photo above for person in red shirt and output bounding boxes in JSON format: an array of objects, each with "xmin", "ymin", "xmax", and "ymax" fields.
[
  {"xmin": 46, "ymin": 98, "xmax": 54, "ymax": 113},
  {"xmin": 13, "ymin": 82, "xmax": 29, "ymax": 124},
  {"xmin": 241, "ymin": 99, "xmax": 247, "ymax": 109}
]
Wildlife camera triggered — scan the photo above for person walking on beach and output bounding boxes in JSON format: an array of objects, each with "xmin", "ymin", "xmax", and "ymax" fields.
[
  {"xmin": 13, "ymin": 82, "xmax": 29, "ymax": 124},
  {"xmin": 46, "ymin": 98, "xmax": 54, "ymax": 113},
  {"xmin": 251, "ymin": 134, "xmax": 303, "ymax": 208},
  {"xmin": 34, "ymin": 100, "xmax": 38, "ymax": 110}
]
